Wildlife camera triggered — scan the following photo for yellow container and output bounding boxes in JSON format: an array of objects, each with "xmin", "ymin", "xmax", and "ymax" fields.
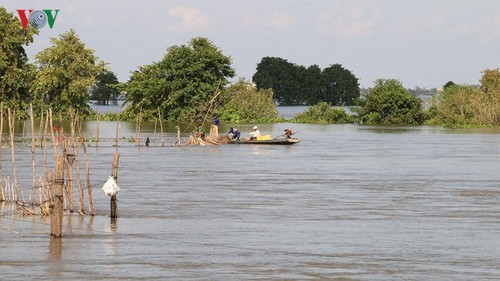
[{"xmin": 256, "ymin": 135, "xmax": 271, "ymax": 140}]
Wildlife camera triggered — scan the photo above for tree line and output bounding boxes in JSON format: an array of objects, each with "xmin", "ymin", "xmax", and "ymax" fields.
[{"xmin": 2, "ymin": 6, "xmax": 500, "ymax": 127}]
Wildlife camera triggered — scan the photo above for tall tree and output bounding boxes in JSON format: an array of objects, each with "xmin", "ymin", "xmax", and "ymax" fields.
[
  {"xmin": 301, "ymin": 65, "xmax": 324, "ymax": 105},
  {"xmin": 122, "ymin": 62, "xmax": 166, "ymax": 120},
  {"xmin": 322, "ymin": 64, "xmax": 360, "ymax": 106},
  {"xmin": 253, "ymin": 57, "xmax": 301, "ymax": 105},
  {"xmin": 0, "ymin": 7, "xmax": 38, "ymax": 112},
  {"xmin": 90, "ymin": 70, "xmax": 120, "ymax": 105},
  {"xmin": 253, "ymin": 57, "xmax": 360, "ymax": 106},
  {"xmin": 31, "ymin": 29, "xmax": 105, "ymax": 116},
  {"xmin": 124, "ymin": 37, "xmax": 235, "ymax": 121}
]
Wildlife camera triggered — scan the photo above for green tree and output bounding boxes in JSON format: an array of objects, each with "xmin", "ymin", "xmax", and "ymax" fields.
[
  {"xmin": 90, "ymin": 70, "xmax": 120, "ymax": 105},
  {"xmin": 122, "ymin": 63, "xmax": 165, "ymax": 120},
  {"xmin": 124, "ymin": 37, "xmax": 235, "ymax": 121},
  {"xmin": 429, "ymin": 85, "xmax": 481, "ymax": 126},
  {"xmin": 31, "ymin": 29, "xmax": 106, "ymax": 116},
  {"xmin": 219, "ymin": 80, "xmax": 279, "ymax": 123},
  {"xmin": 0, "ymin": 7, "xmax": 38, "ymax": 112},
  {"xmin": 443, "ymin": 81, "xmax": 455, "ymax": 90},
  {"xmin": 355, "ymin": 79, "xmax": 424, "ymax": 125},
  {"xmin": 429, "ymin": 69, "xmax": 500, "ymax": 127},
  {"xmin": 253, "ymin": 57, "xmax": 303, "ymax": 105},
  {"xmin": 322, "ymin": 64, "xmax": 360, "ymax": 106},
  {"xmin": 253, "ymin": 57, "xmax": 360, "ymax": 106},
  {"xmin": 292, "ymin": 102, "xmax": 352, "ymax": 124},
  {"xmin": 301, "ymin": 65, "xmax": 324, "ymax": 105}
]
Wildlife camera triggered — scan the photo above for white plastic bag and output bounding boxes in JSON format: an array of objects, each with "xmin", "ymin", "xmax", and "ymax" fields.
[{"xmin": 102, "ymin": 176, "xmax": 120, "ymax": 197}]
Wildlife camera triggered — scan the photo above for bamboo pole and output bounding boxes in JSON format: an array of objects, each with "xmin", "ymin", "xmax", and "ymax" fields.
[
  {"xmin": 46, "ymin": 171, "xmax": 54, "ymax": 205},
  {"xmin": 113, "ymin": 111, "xmax": 119, "ymax": 147},
  {"xmin": 0, "ymin": 102, "xmax": 3, "ymax": 201},
  {"xmin": 72, "ymin": 114, "xmax": 85, "ymax": 215},
  {"xmin": 51, "ymin": 156, "xmax": 64, "ymax": 238},
  {"xmin": 65, "ymin": 110, "xmax": 75, "ymax": 212},
  {"xmin": 8, "ymin": 108, "xmax": 19, "ymax": 202},
  {"xmin": 49, "ymin": 108, "xmax": 58, "ymax": 157},
  {"xmin": 43, "ymin": 112, "xmax": 52, "ymax": 202},
  {"xmin": 30, "ymin": 104, "xmax": 36, "ymax": 206},
  {"xmin": 78, "ymin": 122, "xmax": 94, "ymax": 216},
  {"xmin": 110, "ymin": 152, "xmax": 119, "ymax": 219},
  {"xmin": 158, "ymin": 109, "xmax": 164, "ymax": 147},
  {"xmin": 96, "ymin": 110, "xmax": 100, "ymax": 146}
]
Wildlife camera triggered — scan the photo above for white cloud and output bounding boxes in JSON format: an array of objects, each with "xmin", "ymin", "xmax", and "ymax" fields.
[
  {"xmin": 315, "ymin": 3, "xmax": 379, "ymax": 39},
  {"xmin": 244, "ymin": 12, "xmax": 296, "ymax": 31},
  {"xmin": 166, "ymin": 6, "xmax": 210, "ymax": 32}
]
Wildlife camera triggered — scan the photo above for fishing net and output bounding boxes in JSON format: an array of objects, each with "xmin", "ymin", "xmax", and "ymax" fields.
[{"xmin": 185, "ymin": 124, "xmax": 230, "ymax": 146}]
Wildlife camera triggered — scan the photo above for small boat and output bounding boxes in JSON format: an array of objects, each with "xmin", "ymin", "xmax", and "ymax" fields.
[{"xmin": 227, "ymin": 138, "xmax": 300, "ymax": 145}]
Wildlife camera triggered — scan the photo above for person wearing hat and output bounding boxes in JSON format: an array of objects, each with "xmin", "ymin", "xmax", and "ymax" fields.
[{"xmin": 248, "ymin": 126, "xmax": 261, "ymax": 141}]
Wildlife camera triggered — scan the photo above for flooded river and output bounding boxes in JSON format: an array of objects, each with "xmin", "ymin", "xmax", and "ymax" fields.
[{"xmin": 1, "ymin": 121, "xmax": 500, "ymax": 280}]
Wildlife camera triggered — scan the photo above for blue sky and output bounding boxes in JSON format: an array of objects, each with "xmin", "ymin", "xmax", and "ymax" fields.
[{"xmin": 3, "ymin": 0, "xmax": 500, "ymax": 89}]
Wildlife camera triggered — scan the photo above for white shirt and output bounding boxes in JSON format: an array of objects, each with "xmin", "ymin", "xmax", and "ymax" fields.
[{"xmin": 249, "ymin": 129, "xmax": 261, "ymax": 138}]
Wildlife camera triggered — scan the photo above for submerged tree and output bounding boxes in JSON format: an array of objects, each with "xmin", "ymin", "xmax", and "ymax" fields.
[
  {"xmin": 292, "ymin": 102, "xmax": 352, "ymax": 124},
  {"xmin": 90, "ymin": 70, "xmax": 120, "ymax": 105},
  {"xmin": 253, "ymin": 57, "xmax": 360, "ymax": 106},
  {"xmin": 31, "ymin": 29, "xmax": 106, "ymax": 116},
  {"xmin": 429, "ymin": 69, "xmax": 500, "ymax": 127},
  {"xmin": 219, "ymin": 80, "xmax": 279, "ymax": 123},
  {"xmin": 123, "ymin": 37, "xmax": 235, "ymax": 121},
  {"xmin": 355, "ymin": 79, "xmax": 424, "ymax": 125}
]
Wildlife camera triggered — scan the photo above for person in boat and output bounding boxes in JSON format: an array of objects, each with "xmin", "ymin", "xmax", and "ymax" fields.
[
  {"xmin": 248, "ymin": 126, "xmax": 261, "ymax": 141},
  {"xmin": 284, "ymin": 128, "xmax": 293, "ymax": 139},
  {"xmin": 196, "ymin": 124, "xmax": 206, "ymax": 140},
  {"xmin": 212, "ymin": 115, "xmax": 220, "ymax": 127},
  {"xmin": 228, "ymin": 127, "xmax": 241, "ymax": 140}
]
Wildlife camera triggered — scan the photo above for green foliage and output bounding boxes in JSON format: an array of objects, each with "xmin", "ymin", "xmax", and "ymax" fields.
[
  {"xmin": 252, "ymin": 57, "xmax": 305, "ymax": 105},
  {"xmin": 322, "ymin": 64, "xmax": 360, "ymax": 106},
  {"xmin": 292, "ymin": 102, "xmax": 353, "ymax": 124},
  {"xmin": 355, "ymin": 79, "xmax": 424, "ymax": 125},
  {"xmin": 219, "ymin": 80, "xmax": 279, "ymax": 123},
  {"xmin": 0, "ymin": 7, "xmax": 38, "ymax": 113},
  {"xmin": 443, "ymin": 81, "xmax": 455, "ymax": 90},
  {"xmin": 252, "ymin": 57, "xmax": 360, "ymax": 106},
  {"xmin": 428, "ymin": 69, "xmax": 500, "ymax": 127},
  {"xmin": 90, "ymin": 70, "xmax": 120, "ymax": 105},
  {"xmin": 123, "ymin": 37, "xmax": 235, "ymax": 121},
  {"xmin": 31, "ymin": 29, "xmax": 106, "ymax": 117}
]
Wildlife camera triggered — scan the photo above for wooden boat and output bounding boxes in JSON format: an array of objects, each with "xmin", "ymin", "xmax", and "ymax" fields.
[{"xmin": 227, "ymin": 138, "xmax": 300, "ymax": 145}]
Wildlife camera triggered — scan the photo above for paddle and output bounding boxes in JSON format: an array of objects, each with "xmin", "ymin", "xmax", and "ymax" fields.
[{"xmin": 273, "ymin": 131, "xmax": 299, "ymax": 139}]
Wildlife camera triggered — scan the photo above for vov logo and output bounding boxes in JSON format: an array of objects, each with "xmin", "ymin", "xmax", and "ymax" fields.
[{"xmin": 17, "ymin": 9, "xmax": 60, "ymax": 29}]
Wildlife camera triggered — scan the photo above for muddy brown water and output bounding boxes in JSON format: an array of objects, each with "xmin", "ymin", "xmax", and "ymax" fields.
[{"xmin": 1, "ymin": 122, "xmax": 500, "ymax": 280}]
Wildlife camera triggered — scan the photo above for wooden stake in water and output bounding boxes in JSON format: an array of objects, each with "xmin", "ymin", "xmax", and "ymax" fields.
[
  {"xmin": 110, "ymin": 152, "xmax": 120, "ymax": 219},
  {"xmin": 8, "ymin": 108, "xmax": 19, "ymax": 202},
  {"xmin": 30, "ymin": 103, "xmax": 36, "ymax": 206},
  {"xmin": 0, "ymin": 102, "xmax": 3, "ymax": 201},
  {"xmin": 51, "ymin": 156, "xmax": 64, "ymax": 238}
]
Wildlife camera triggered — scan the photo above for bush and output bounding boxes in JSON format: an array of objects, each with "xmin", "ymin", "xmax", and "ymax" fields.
[
  {"xmin": 292, "ymin": 102, "xmax": 353, "ymax": 123},
  {"xmin": 355, "ymin": 79, "xmax": 424, "ymax": 125}
]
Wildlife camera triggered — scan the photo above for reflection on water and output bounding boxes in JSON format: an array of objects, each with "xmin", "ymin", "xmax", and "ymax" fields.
[{"xmin": 1, "ymin": 124, "xmax": 500, "ymax": 280}]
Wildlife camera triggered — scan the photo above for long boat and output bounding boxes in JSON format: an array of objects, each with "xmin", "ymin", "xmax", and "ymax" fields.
[{"xmin": 227, "ymin": 138, "xmax": 300, "ymax": 145}]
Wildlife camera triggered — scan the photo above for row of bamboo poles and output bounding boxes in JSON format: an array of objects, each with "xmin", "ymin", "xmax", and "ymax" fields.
[{"xmin": 0, "ymin": 103, "xmax": 95, "ymax": 216}]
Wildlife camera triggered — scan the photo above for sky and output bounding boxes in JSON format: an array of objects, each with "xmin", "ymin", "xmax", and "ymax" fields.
[{"xmin": 3, "ymin": 0, "xmax": 500, "ymax": 89}]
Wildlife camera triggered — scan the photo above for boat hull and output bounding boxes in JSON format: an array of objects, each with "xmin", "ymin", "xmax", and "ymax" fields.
[{"xmin": 228, "ymin": 138, "xmax": 300, "ymax": 145}]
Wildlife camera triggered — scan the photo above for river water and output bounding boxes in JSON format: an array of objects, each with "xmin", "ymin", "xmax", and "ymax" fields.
[{"xmin": 1, "ymin": 117, "xmax": 500, "ymax": 280}]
